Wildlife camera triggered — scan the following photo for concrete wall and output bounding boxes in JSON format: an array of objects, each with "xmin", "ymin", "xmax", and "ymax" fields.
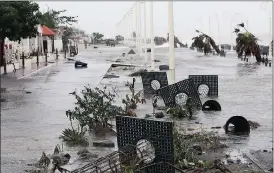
[{"xmin": 42, "ymin": 36, "xmax": 62, "ymax": 53}]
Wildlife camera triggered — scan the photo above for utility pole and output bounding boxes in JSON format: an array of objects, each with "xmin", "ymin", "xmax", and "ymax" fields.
[
  {"xmin": 168, "ymin": 0, "xmax": 175, "ymax": 84},
  {"xmin": 150, "ymin": 1, "xmax": 155, "ymax": 70}
]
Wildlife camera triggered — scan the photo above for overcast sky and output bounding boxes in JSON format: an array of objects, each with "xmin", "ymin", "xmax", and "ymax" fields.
[{"xmin": 38, "ymin": 1, "xmax": 272, "ymax": 45}]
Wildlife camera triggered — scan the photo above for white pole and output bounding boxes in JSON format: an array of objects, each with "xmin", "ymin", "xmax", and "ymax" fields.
[
  {"xmin": 128, "ymin": 13, "xmax": 130, "ymax": 46},
  {"xmin": 230, "ymin": 17, "xmax": 233, "ymax": 51},
  {"xmin": 208, "ymin": 16, "xmax": 211, "ymax": 36},
  {"xmin": 144, "ymin": 1, "xmax": 148, "ymax": 65},
  {"xmin": 215, "ymin": 14, "xmax": 221, "ymax": 50},
  {"xmin": 126, "ymin": 15, "xmax": 129, "ymax": 45},
  {"xmin": 121, "ymin": 18, "xmax": 124, "ymax": 44},
  {"xmin": 132, "ymin": 8, "xmax": 134, "ymax": 47},
  {"xmin": 269, "ymin": 16, "xmax": 272, "ymax": 58},
  {"xmin": 150, "ymin": 1, "xmax": 155, "ymax": 70},
  {"xmin": 168, "ymin": 0, "xmax": 175, "ymax": 84},
  {"xmin": 135, "ymin": 2, "xmax": 138, "ymax": 51},
  {"xmin": 139, "ymin": 2, "xmax": 142, "ymax": 56},
  {"xmin": 124, "ymin": 16, "xmax": 127, "ymax": 45},
  {"xmin": 122, "ymin": 17, "xmax": 125, "ymax": 44}
]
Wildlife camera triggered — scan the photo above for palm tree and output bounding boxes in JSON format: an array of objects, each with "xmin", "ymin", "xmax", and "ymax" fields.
[
  {"xmin": 167, "ymin": 33, "xmax": 187, "ymax": 48},
  {"xmin": 192, "ymin": 35, "xmax": 204, "ymax": 52},
  {"xmin": 191, "ymin": 30, "xmax": 220, "ymax": 55},
  {"xmin": 234, "ymin": 23, "xmax": 262, "ymax": 62}
]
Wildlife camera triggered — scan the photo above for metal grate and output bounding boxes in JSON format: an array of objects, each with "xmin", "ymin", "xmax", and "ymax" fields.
[
  {"xmin": 141, "ymin": 72, "xmax": 168, "ymax": 95},
  {"xmin": 188, "ymin": 75, "xmax": 218, "ymax": 97},
  {"xmin": 116, "ymin": 116, "xmax": 175, "ymax": 173},
  {"xmin": 71, "ymin": 116, "xmax": 175, "ymax": 173},
  {"xmin": 157, "ymin": 78, "xmax": 202, "ymax": 109}
]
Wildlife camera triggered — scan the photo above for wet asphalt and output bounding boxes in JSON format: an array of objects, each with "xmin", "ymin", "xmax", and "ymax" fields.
[
  {"xmin": 1, "ymin": 45, "xmax": 272, "ymax": 172},
  {"xmin": 1, "ymin": 45, "xmax": 127, "ymax": 172}
]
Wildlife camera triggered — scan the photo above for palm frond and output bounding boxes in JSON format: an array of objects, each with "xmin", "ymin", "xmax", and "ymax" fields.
[{"xmin": 237, "ymin": 23, "xmax": 244, "ymax": 28}]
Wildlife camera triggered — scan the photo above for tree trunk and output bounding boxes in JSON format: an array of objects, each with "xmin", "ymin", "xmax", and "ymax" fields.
[{"xmin": 0, "ymin": 38, "xmax": 7, "ymax": 74}]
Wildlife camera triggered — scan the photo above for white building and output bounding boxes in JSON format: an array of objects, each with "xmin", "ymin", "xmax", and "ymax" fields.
[{"xmin": 1, "ymin": 24, "xmax": 63, "ymax": 74}]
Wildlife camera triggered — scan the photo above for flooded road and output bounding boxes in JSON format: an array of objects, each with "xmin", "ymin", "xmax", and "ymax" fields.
[
  {"xmin": 1, "ymin": 46, "xmax": 126, "ymax": 172},
  {"xmin": 1, "ymin": 45, "xmax": 272, "ymax": 172},
  {"xmin": 154, "ymin": 47, "xmax": 272, "ymax": 152}
]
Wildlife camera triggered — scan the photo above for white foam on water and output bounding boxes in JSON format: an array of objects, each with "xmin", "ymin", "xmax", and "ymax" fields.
[{"xmin": 155, "ymin": 42, "xmax": 169, "ymax": 48}]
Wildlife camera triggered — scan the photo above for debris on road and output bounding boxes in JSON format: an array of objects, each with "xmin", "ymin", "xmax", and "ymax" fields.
[{"xmin": 75, "ymin": 61, "xmax": 88, "ymax": 68}]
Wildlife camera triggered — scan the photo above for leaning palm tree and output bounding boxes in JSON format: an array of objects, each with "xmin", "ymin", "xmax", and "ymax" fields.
[
  {"xmin": 234, "ymin": 23, "xmax": 262, "ymax": 62},
  {"xmin": 192, "ymin": 35, "xmax": 205, "ymax": 52},
  {"xmin": 191, "ymin": 30, "xmax": 220, "ymax": 55},
  {"xmin": 167, "ymin": 33, "xmax": 185, "ymax": 48}
]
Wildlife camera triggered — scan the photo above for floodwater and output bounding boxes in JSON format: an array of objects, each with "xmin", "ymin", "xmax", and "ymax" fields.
[{"xmin": 1, "ymin": 45, "xmax": 272, "ymax": 172}]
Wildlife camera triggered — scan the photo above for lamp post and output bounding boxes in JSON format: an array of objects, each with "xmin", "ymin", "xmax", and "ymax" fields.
[
  {"xmin": 150, "ymin": 1, "xmax": 155, "ymax": 70},
  {"xmin": 144, "ymin": 1, "xmax": 148, "ymax": 65},
  {"xmin": 168, "ymin": 0, "xmax": 175, "ymax": 84}
]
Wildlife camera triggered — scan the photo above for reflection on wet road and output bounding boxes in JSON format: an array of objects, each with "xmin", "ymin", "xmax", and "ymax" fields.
[{"xmin": 1, "ymin": 46, "xmax": 272, "ymax": 172}]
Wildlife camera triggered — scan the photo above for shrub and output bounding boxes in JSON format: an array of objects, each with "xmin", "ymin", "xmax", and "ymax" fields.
[
  {"xmin": 66, "ymin": 86, "xmax": 123, "ymax": 131},
  {"xmin": 122, "ymin": 78, "xmax": 146, "ymax": 117},
  {"xmin": 59, "ymin": 128, "xmax": 88, "ymax": 146},
  {"xmin": 60, "ymin": 85, "xmax": 124, "ymax": 145},
  {"xmin": 166, "ymin": 97, "xmax": 194, "ymax": 119}
]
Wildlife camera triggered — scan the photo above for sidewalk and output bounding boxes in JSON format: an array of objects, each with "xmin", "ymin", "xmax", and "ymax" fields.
[{"xmin": 1, "ymin": 53, "xmax": 67, "ymax": 80}]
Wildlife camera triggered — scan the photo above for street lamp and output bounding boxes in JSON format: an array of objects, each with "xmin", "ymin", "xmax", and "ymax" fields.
[{"xmin": 168, "ymin": 0, "xmax": 175, "ymax": 84}]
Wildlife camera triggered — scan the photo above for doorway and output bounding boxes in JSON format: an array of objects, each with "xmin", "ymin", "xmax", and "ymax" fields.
[{"xmin": 43, "ymin": 40, "xmax": 48, "ymax": 53}]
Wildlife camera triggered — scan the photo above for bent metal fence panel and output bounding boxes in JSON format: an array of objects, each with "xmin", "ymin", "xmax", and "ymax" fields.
[
  {"xmin": 188, "ymin": 75, "xmax": 218, "ymax": 97},
  {"xmin": 157, "ymin": 78, "xmax": 202, "ymax": 109},
  {"xmin": 116, "ymin": 116, "xmax": 175, "ymax": 173},
  {"xmin": 141, "ymin": 72, "xmax": 168, "ymax": 95}
]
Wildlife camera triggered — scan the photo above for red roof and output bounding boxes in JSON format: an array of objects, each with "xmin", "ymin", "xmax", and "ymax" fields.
[{"xmin": 42, "ymin": 25, "xmax": 55, "ymax": 36}]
